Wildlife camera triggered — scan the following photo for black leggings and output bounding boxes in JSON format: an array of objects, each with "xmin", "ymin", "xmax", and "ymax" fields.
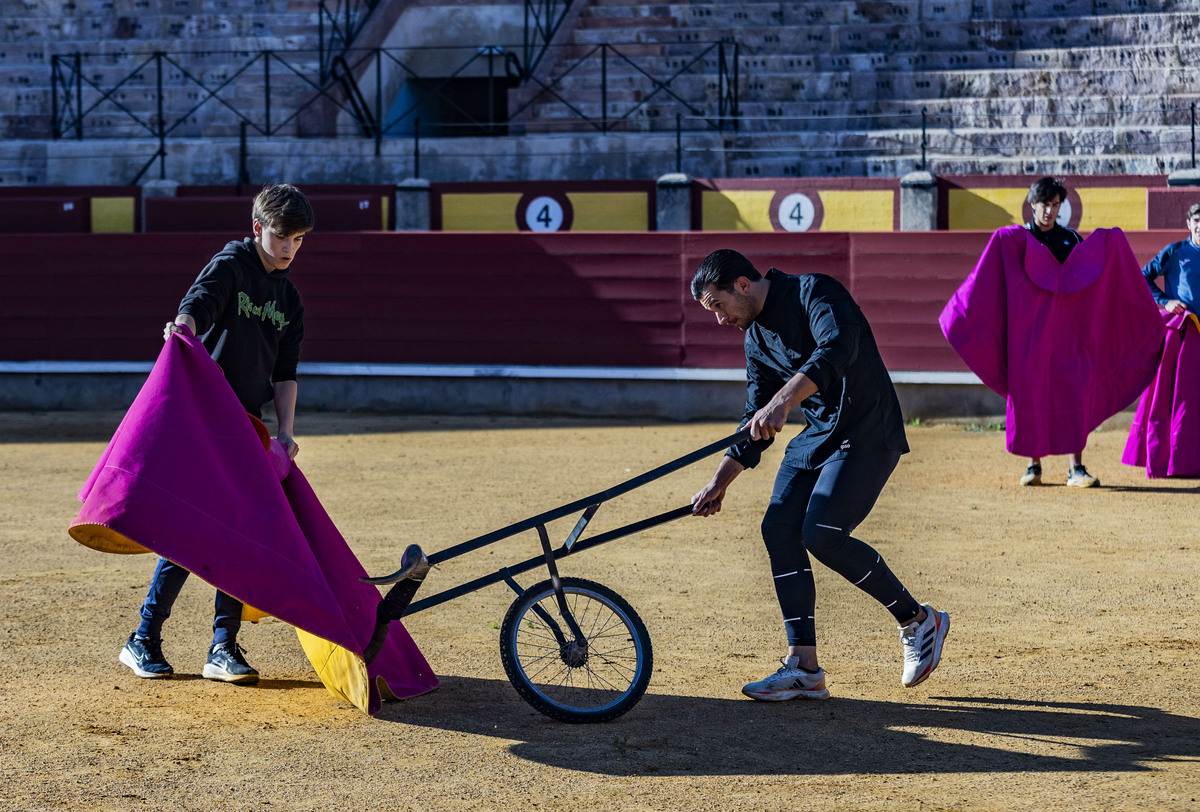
[{"xmin": 761, "ymin": 450, "xmax": 920, "ymax": 646}]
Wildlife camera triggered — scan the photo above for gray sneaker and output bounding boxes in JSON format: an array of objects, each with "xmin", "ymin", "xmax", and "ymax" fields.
[
  {"xmin": 202, "ymin": 642, "xmax": 259, "ymax": 684},
  {"xmin": 119, "ymin": 633, "xmax": 173, "ymax": 679},
  {"xmin": 741, "ymin": 658, "xmax": 830, "ymax": 701}
]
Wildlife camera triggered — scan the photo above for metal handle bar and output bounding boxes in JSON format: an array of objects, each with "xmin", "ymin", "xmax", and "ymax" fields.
[
  {"xmin": 401, "ymin": 503, "xmax": 695, "ymax": 616},
  {"xmin": 363, "ymin": 427, "xmax": 751, "ymax": 585}
]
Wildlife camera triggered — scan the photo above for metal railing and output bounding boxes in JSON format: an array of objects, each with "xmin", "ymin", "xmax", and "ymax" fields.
[
  {"xmin": 523, "ymin": 0, "xmax": 575, "ymax": 80},
  {"xmin": 45, "ymin": 42, "xmax": 1199, "ymax": 180},
  {"xmin": 49, "ymin": 40, "xmax": 742, "ymax": 179},
  {"xmin": 318, "ymin": 0, "xmax": 380, "ymax": 83}
]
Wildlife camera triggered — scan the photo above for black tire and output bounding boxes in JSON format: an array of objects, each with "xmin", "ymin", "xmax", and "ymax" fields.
[{"xmin": 498, "ymin": 577, "xmax": 652, "ymax": 723}]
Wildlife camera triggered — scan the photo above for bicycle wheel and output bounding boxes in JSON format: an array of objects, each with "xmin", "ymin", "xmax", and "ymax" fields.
[{"xmin": 499, "ymin": 577, "xmax": 652, "ymax": 723}]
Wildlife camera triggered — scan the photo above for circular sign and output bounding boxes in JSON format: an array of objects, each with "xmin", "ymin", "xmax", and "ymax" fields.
[
  {"xmin": 1055, "ymin": 198, "xmax": 1073, "ymax": 228},
  {"xmin": 776, "ymin": 193, "xmax": 817, "ymax": 232},
  {"xmin": 1020, "ymin": 188, "xmax": 1082, "ymax": 230},
  {"xmin": 524, "ymin": 196, "xmax": 566, "ymax": 232}
]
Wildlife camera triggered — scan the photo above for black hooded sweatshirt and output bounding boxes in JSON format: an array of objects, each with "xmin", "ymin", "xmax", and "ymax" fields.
[
  {"xmin": 726, "ymin": 269, "xmax": 908, "ymax": 470},
  {"xmin": 178, "ymin": 237, "xmax": 304, "ymax": 414}
]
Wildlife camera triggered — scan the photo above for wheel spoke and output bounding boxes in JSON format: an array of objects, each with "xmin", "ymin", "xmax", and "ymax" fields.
[{"xmin": 502, "ymin": 579, "xmax": 652, "ymax": 721}]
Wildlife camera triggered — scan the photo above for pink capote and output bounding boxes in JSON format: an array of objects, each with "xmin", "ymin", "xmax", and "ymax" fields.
[
  {"xmin": 1122, "ymin": 311, "xmax": 1200, "ymax": 477},
  {"xmin": 68, "ymin": 331, "xmax": 438, "ymax": 714},
  {"xmin": 939, "ymin": 226, "xmax": 1164, "ymax": 457}
]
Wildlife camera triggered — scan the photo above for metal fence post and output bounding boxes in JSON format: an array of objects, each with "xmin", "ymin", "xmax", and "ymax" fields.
[
  {"xmin": 239, "ymin": 121, "xmax": 250, "ymax": 185},
  {"xmin": 375, "ymin": 48, "xmax": 382, "ymax": 155},
  {"xmin": 921, "ymin": 107, "xmax": 928, "ymax": 172},
  {"xmin": 155, "ymin": 52, "xmax": 166, "ymax": 179},
  {"xmin": 264, "ymin": 51, "xmax": 272, "ymax": 136},
  {"xmin": 601, "ymin": 44, "xmax": 608, "ymax": 133},
  {"xmin": 675, "ymin": 113, "xmax": 682, "ymax": 173},
  {"xmin": 73, "ymin": 53, "xmax": 82, "ymax": 138},
  {"xmin": 51, "ymin": 55, "xmax": 60, "ymax": 139},
  {"xmin": 732, "ymin": 42, "xmax": 739, "ymax": 132},
  {"xmin": 414, "ymin": 116, "xmax": 421, "ymax": 178},
  {"xmin": 318, "ymin": 4, "xmax": 326, "ymax": 83}
]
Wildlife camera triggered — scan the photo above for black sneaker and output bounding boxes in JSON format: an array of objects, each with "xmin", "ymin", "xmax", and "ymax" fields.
[
  {"xmin": 1019, "ymin": 463, "xmax": 1042, "ymax": 486},
  {"xmin": 202, "ymin": 642, "xmax": 260, "ymax": 684},
  {"xmin": 119, "ymin": 632, "xmax": 174, "ymax": 679}
]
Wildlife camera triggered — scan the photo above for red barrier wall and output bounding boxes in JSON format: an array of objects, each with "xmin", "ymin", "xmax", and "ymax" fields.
[
  {"xmin": 0, "ymin": 230, "xmax": 1175, "ymax": 372},
  {"xmin": 1146, "ymin": 189, "xmax": 1200, "ymax": 229},
  {"xmin": 0, "ymin": 185, "xmax": 143, "ymax": 232},
  {"xmin": 146, "ymin": 193, "xmax": 393, "ymax": 232}
]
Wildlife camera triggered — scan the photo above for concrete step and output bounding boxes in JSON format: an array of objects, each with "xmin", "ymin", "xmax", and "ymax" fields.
[
  {"xmin": 568, "ymin": 12, "xmax": 1200, "ymax": 55},
  {"xmin": 540, "ymin": 63, "xmax": 1194, "ymax": 102},
  {"xmin": 581, "ymin": 0, "xmax": 1193, "ymax": 23}
]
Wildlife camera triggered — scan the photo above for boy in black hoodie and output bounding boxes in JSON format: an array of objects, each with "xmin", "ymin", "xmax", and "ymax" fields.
[{"xmin": 119, "ymin": 183, "xmax": 314, "ymax": 684}]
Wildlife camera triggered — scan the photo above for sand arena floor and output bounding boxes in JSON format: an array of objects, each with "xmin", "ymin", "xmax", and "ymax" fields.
[{"xmin": 1, "ymin": 410, "xmax": 1198, "ymax": 811}]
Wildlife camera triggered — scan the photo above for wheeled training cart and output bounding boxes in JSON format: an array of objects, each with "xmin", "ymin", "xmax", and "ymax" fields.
[{"xmin": 363, "ymin": 429, "xmax": 750, "ymax": 723}]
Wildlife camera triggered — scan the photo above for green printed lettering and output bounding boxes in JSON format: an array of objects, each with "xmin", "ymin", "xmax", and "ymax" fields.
[{"xmin": 237, "ymin": 291, "xmax": 291, "ymax": 331}]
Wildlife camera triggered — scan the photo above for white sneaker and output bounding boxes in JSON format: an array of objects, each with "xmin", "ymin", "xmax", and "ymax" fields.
[
  {"xmin": 741, "ymin": 658, "xmax": 830, "ymax": 701},
  {"xmin": 1066, "ymin": 465, "xmax": 1099, "ymax": 488},
  {"xmin": 899, "ymin": 604, "xmax": 950, "ymax": 687}
]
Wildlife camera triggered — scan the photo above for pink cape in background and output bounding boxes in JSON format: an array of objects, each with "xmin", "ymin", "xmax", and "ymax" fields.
[
  {"xmin": 939, "ymin": 226, "xmax": 1164, "ymax": 458},
  {"xmin": 68, "ymin": 331, "xmax": 438, "ymax": 714},
  {"xmin": 1122, "ymin": 311, "xmax": 1200, "ymax": 478}
]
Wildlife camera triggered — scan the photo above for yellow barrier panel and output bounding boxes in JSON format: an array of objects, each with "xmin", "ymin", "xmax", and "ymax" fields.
[
  {"xmin": 91, "ymin": 197, "xmax": 136, "ymax": 233},
  {"xmin": 441, "ymin": 193, "xmax": 523, "ymax": 231},
  {"xmin": 701, "ymin": 189, "xmax": 775, "ymax": 230},
  {"xmin": 565, "ymin": 192, "xmax": 649, "ymax": 231},
  {"xmin": 948, "ymin": 188, "xmax": 1026, "ymax": 230},
  {"xmin": 1076, "ymin": 187, "xmax": 1146, "ymax": 231},
  {"xmin": 819, "ymin": 190, "xmax": 894, "ymax": 231}
]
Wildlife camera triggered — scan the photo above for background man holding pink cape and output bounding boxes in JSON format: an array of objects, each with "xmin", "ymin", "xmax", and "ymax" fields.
[{"xmin": 940, "ymin": 177, "xmax": 1164, "ymax": 487}]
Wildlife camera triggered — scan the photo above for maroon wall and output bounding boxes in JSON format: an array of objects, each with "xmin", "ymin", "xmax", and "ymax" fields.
[
  {"xmin": 1147, "ymin": 188, "xmax": 1200, "ymax": 229},
  {"xmin": 0, "ymin": 230, "xmax": 1173, "ymax": 373}
]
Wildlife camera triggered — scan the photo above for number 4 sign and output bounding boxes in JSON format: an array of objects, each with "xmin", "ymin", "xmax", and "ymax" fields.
[
  {"xmin": 524, "ymin": 196, "xmax": 565, "ymax": 232},
  {"xmin": 777, "ymin": 193, "xmax": 816, "ymax": 232}
]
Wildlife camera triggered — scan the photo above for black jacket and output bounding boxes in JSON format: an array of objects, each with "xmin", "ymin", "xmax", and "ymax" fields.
[
  {"xmin": 728, "ymin": 269, "xmax": 908, "ymax": 470},
  {"xmin": 1023, "ymin": 221, "xmax": 1083, "ymax": 264},
  {"xmin": 179, "ymin": 238, "xmax": 304, "ymax": 414}
]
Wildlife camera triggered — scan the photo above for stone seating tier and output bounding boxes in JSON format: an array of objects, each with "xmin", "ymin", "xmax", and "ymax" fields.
[
  {"xmin": 570, "ymin": 13, "xmax": 1200, "ymax": 57},
  {"xmin": 533, "ymin": 65, "xmax": 1192, "ymax": 107},
  {"xmin": 1, "ymin": 13, "xmax": 321, "ymax": 43},
  {"xmin": 581, "ymin": 0, "xmax": 1189, "ymax": 22},
  {"xmin": 564, "ymin": 42, "xmax": 1196, "ymax": 75},
  {"xmin": 521, "ymin": 96, "xmax": 1197, "ymax": 131},
  {"xmin": 8, "ymin": 0, "xmax": 311, "ymax": 15}
]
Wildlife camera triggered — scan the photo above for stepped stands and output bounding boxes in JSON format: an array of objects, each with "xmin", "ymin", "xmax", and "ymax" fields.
[
  {"xmin": 519, "ymin": 0, "xmax": 1200, "ymax": 175},
  {"xmin": 1, "ymin": 0, "xmax": 1197, "ymax": 179},
  {"xmin": 0, "ymin": 0, "xmax": 325, "ymax": 141}
]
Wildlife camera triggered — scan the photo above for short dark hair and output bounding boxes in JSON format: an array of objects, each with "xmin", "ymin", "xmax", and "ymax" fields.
[
  {"xmin": 1027, "ymin": 177, "xmax": 1067, "ymax": 205},
  {"xmin": 1187, "ymin": 203, "xmax": 1200, "ymax": 221},
  {"xmin": 691, "ymin": 249, "xmax": 761, "ymax": 300},
  {"xmin": 253, "ymin": 183, "xmax": 315, "ymax": 235}
]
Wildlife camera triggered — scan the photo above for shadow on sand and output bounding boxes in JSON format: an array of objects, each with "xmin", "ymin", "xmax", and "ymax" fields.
[{"xmin": 376, "ymin": 675, "xmax": 1200, "ymax": 777}]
